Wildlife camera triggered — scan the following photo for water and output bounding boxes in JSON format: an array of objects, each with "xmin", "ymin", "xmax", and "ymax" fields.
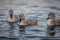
[
  {"xmin": 0, "ymin": 10, "xmax": 60, "ymax": 40},
  {"xmin": 0, "ymin": 0, "xmax": 60, "ymax": 40}
]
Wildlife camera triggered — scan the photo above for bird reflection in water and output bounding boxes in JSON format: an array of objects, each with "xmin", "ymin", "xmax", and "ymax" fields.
[
  {"xmin": 19, "ymin": 25, "xmax": 25, "ymax": 32},
  {"xmin": 46, "ymin": 25, "xmax": 56, "ymax": 37}
]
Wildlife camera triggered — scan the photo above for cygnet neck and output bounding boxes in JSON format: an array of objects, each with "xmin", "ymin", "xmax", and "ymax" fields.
[{"xmin": 9, "ymin": 9, "xmax": 14, "ymax": 18}]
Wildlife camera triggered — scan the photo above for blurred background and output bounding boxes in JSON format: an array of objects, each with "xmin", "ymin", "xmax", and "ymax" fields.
[{"xmin": 0, "ymin": 0, "xmax": 60, "ymax": 40}]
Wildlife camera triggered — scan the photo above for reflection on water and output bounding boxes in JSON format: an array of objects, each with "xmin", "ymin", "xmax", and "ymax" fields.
[
  {"xmin": 19, "ymin": 26, "xmax": 25, "ymax": 32},
  {"xmin": 46, "ymin": 25, "xmax": 56, "ymax": 37}
]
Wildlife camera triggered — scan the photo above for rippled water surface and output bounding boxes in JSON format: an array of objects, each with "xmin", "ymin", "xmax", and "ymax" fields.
[{"xmin": 0, "ymin": 0, "xmax": 60, "ymax": 40}]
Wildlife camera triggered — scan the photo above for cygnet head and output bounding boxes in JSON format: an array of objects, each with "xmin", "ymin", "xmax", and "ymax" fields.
[
  {"xmin": 47, "ymin": 12, "xmax": 55, "ymax": 20},
  {"xmin": 18, "ymin": 13, "xmax": 25, "ymax": 22},
  {"xmin": 9, "ymin": 9, "xmax": 13, "ymax": 18}
]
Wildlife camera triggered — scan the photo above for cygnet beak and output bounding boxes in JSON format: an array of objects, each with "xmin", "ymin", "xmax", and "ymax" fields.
[
  {"xmin": 19, "ymin": 18, "xmax": 22, "ymax": 22},
  {"xmin": 46, "ymin": 17, "xmax": 49, "ymax": 20}
]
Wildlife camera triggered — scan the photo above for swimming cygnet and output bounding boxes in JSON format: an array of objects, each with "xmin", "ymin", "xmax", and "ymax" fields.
[
  {"xmin": 7, "ymin": 9, "xmax": 16, "ymax": 23},
  {"xmin": 18, "ymin": 14, "xmax": 38, "ymax": 26},
  {"xmin": 47, "ymin": 12, "xmax": 56, "ymax": 30}
]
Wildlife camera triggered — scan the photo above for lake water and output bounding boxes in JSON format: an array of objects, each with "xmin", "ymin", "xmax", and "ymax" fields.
[{"xmin": 0, "ymin": 0, "xmax": 60, "ymax": 40}]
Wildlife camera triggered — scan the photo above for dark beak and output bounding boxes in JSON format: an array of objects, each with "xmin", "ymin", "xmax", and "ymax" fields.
[
  {"xmin": 19, "ymin": 18, "xmax": 22, "ymax": 23},
  {"xmin": 10, "ymin": 14, "xmax": 13, "ymax": 18},
  {"xmin": 46, "ymin": 17, "xmax": 49, "ymax": 20}
]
